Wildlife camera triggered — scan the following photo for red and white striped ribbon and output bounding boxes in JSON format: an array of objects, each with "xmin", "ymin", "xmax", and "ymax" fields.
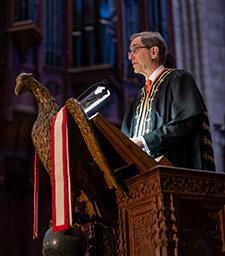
[
  {"xmin": 33, "ymin": 149, "xmax": 39, "ymax": 239},
  {"xmin": 51, "ymin": 106, "xmax": 72, "ymax": 231}
]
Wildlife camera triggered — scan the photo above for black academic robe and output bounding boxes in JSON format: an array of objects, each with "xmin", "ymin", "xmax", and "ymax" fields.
[{"xmin": 121, "ymin": 69, "xmax": 215, "ymax": 171}]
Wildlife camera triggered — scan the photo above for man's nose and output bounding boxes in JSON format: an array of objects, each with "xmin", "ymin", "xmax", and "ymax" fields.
[{"xmin": 128, "ymin": 52, "xmax": 133, "ymax": 60}]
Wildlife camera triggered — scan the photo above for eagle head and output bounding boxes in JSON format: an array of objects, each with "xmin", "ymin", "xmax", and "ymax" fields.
[{"xmin": 15, "ymin": 73, "xmax": 38, "ymax": 96}]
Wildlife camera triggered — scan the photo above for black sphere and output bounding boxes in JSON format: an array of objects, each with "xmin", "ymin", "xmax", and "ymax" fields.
[{"xmin": 42, "ymin": 226, "xmax": 87, "ymax": 256}]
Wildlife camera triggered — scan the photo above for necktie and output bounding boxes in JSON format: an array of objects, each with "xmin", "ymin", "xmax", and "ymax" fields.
[{"xmin": 145, "ymin": 79, "xmax": 152, "ymax": 97}]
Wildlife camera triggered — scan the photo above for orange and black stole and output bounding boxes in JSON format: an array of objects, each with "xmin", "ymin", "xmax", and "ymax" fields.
[{"xmin": 133, "ymin": 68, "xmax": 174, "ymax": 138}]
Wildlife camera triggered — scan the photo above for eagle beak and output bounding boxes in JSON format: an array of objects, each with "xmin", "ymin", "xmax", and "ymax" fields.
[
  {"xmin": 15, "ymin": 76, "xmax": 23, "ymax": 96},
  {"xmin": 15, "ymin": 73, "xmax": 33, "ymax": 96}
]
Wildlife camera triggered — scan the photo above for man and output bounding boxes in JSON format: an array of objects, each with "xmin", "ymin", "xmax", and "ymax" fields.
[{"xmin": 121, "ymin": 31, "xmax": 215, "ymax": 171}]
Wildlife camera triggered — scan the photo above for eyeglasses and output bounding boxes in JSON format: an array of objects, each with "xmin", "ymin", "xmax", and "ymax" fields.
[{"xmin": 128, "ymin": 46, "xmax": 149, "ymax": 56}]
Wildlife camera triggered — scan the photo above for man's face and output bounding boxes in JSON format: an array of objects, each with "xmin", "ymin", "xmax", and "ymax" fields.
[{"xmin": 128, "ymin": 36, "xmax": 153, "ymax": 76}]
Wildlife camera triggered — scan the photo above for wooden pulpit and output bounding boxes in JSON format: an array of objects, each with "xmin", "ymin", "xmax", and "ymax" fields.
[
  {"xmin": 116, "ymin": 166, "xmax": 225, "ymax": 256},
  {"xmin": 66, "ymin": 98, "xmax": 225, "ymax": 256}
]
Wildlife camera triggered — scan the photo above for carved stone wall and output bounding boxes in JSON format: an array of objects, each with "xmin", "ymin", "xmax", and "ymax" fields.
[{"xmin": 172, "ymin": 0, "xmax": 225, "ymax": 171}]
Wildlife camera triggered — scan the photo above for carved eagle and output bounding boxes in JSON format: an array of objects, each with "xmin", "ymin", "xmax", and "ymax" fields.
[
  {"xmin": 15, "ymin": 73, "xmax": 59, "ymax": 176},
  {"xmin": 15, "ymin": 73, "xmax": 118, "ymax": 223}
]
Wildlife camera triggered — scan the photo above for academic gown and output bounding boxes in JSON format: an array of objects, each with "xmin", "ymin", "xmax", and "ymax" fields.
[{"xmin": 121, "ymin": 69, "xmax": 215, "ymax": 171}]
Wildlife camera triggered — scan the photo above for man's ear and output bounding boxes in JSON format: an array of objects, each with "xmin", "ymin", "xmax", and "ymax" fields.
[{"xmin": 150, "ymin": 46, "xmax": 159, "ymax": 59}]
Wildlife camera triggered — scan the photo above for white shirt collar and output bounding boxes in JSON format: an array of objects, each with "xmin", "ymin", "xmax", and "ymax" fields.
[{"xmin": 147, "ymin": 65, "xmax": 164, "ymax": 82}]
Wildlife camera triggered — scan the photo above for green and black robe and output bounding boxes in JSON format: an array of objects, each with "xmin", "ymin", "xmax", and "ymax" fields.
[{"xmin": 121, "ymin": 69, "xmax": 215, "ymax": 171}]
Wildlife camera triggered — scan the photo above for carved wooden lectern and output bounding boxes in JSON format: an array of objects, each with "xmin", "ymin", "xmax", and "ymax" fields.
[
  {"xmin": 116, "ymin": 166, "xmax": 225, "ymax": 256},
  {"xmin": 14, "ymin": 73, "xmax": 225, "ymax": 255},
  {"xmin": 65, "ymin": 98, "xmax": 225, "ymax": 256}
]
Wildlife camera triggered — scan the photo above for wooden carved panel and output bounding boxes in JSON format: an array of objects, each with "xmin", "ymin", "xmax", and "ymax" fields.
[
  {"xmin": 117, "ymin": 175, "xmax": 161, "ymax": 207},
  {"xmin": 132, "ymin": 210, "xmax": 157, "ymax": 256},
  {"xmin": 161, "ymin": 173, "xmax": 225, "ymax": 196},
  {"xmin": 116, "ymin": 167, "xmax": 225, "ymax": 256},
  {"xmin": 176, "ymin": 202, "xmax": 223, "ymax": 256},
  {"xmin": 118, "ymin": 192, "xmax": 178, "ymax": 256}
]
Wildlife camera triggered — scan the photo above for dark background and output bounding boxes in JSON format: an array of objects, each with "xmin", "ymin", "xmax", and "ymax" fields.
[{"xmin": 0, "ymin": 0, "xmax": 224, "ymax": 255}]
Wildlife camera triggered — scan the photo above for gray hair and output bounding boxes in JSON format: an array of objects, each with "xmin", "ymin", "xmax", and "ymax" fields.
[{"xmin": 130, "ymin": 31, "xmax": 167, "ymax": 64}]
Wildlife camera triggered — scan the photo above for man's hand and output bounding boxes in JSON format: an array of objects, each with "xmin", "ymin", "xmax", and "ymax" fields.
[{"xmin": 130, "ymin": 137, "xmax": 144, "ymax": 149}]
